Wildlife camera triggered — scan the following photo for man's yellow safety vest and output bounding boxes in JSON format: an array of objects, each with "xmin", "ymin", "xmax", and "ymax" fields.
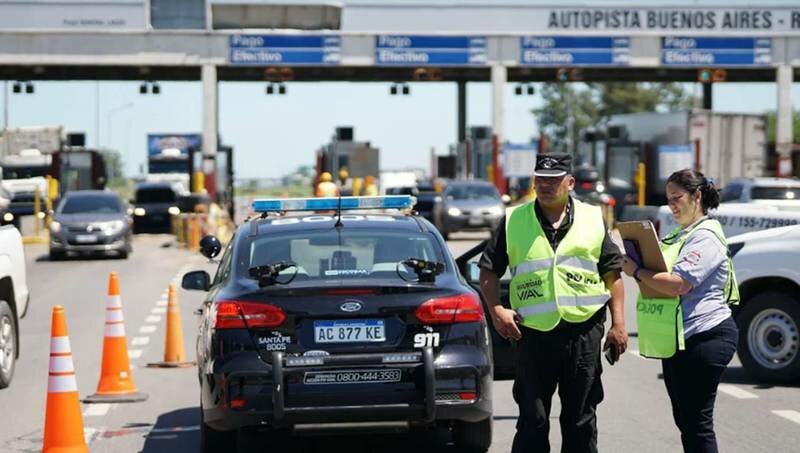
[
  {"xmin": 636, "ymin": 218, "xmax": 740, "ymax": 359},
  {"xmin": 506, "ymin": 199, "xmax": 611, "ymax": 332}
]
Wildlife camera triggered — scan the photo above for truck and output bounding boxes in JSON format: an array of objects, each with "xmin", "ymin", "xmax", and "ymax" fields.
[
  {"xmin": 0, "ymin": 126, "xmax": 62, "ymax": 218},
  {"xmin": 146, "ymin": 133, "xmax": 202, "ymax": 193},
  {"xmin": 315, "ymin": 127, "xmax": 380, "ymax": 191},
  {"xmin": 0, "ymin": 225, "xmax": 30, "ymax": 388}
]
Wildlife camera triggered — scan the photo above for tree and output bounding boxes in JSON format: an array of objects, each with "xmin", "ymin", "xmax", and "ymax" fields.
[
  {"xmin": 533, "ymin": 83, "xmax": 599, "ymax": 153},
  {"xmin": 766, "ymin": 110, "xmax": 800, "ymax": 143}
]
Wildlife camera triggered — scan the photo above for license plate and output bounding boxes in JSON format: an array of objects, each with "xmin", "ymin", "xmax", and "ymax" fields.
[
  {"xmin": 75, "ymin": 234, "xmax": 97, "ymax": 243},
  {"xmin": 468, "ymin": 216, "xmax": 484, "ymax": 226},
  {"xmin": 314, "ymin": 319, "xmax": 385, "ymax": 343},
  {"xmin": 304, "ymin": 369, "xmax": 401, "ymax": 385}
]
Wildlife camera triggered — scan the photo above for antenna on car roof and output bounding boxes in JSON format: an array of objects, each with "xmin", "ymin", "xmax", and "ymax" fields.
[{"xmin": 334, "ymin": 194, "xmax": 343, "ymax": 228}]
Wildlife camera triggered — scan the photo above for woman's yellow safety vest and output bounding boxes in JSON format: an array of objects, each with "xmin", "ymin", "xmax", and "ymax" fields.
[
  {"xmin": 506, "ymin": 199, "xmax": 610, "ymax": 332},
  {"xmin": 636, "ymin": 218, "xmax": 740, "ymax": 359}
]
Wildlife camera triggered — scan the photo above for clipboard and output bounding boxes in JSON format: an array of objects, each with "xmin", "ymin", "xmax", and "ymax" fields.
[{"xmin": 616, "ymin": 220, "xmax": 672, "ymax": 299}]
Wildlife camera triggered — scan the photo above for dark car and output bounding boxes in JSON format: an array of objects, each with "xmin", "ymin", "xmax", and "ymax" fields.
[
  {"xmin": 433, "ymin": 181, "xmax": 504, "ymax": 239},
  {"xmin": 386, "ymin": 183, "xmax": 440, "ymax": 223},
  {"xmin": 49, "ymin": 190, "xmax": 132, "ymax": 260},
  {"xmin": 132, "ymin": 182, "xmax": 181, "ymax": 233},
  {"xmin": 182, "ymin": 196, "xmax": 513, "ymax": 452}
]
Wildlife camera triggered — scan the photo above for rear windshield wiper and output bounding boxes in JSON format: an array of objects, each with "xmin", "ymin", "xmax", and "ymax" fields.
[
  {"xmin": 248, "ymin": 261, "xmax": 298, "ymax": 287},
  {"xmin": 399, "ymin": 258, "xmax": 445, "ymax": 283}
]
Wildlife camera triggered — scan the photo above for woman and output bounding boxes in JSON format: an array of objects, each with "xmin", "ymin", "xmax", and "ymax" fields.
[{"xmin": 622, "ymin": 169, "xmax": 739, "ymax": 453}]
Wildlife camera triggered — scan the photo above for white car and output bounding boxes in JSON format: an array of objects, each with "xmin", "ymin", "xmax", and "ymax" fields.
[
  {"xmin": 0, "ymin": 225, "xmax": 29, "ymax": 388},
  {"xmin": 729, "ymin": 224, "xmax": 800, "ymax": 382},
  {"xmin": 720, "ymin": 177, "xmax": 800, "ymax": 210}
]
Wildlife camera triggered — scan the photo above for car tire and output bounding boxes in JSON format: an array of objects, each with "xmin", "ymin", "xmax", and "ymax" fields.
[
  {"xmin": 453, "ymin": 417, "xmax": 492, "ymax": 452},
  {"xmin": 0, "ymin": 301, "xmax": 17, "ymax": 389},
  {"xmin": 736, "ymin": 291, "xmax": 800, "ymax": 383},
  {"xmin": 200, "ymin": 407, "xmax": 236, "ymax": 453},
  {"xmin": 49, "ymin": 250, "xmax": 65, "ymax": 261}
]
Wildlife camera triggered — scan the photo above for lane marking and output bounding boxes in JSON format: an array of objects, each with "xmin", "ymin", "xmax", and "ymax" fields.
[
  {"xmin": 128, "ymin": 349, "xmax": 143, "ymax": 359},
  {"xmin": 718, "ymin": 384, "xmax": 758, "ymax": 399},
  {"xmin": 773, "ymin": 410, "xmax": 800, "ymax": 425},
  {"xmin": 131, "ymin": 337, "xmax": 150, "ymax": 346},
  {"xmin": 83, "ymin": 404, "xmax": 111, "ymax": 417},
  {"xmin": 157, "ymin": 299, "xmax": 168, "ymax": 307},
  {"xmin": 626, "ymin": 349, "xmax": 647, "ymax": 360},
  {"xmin": 146, "ymin": 315, "xmax": 161, "ymax": 323},
  {"xmin": 139, "ymin": 325, "xmax": 157, "ymax": 334},
  {"xmin": 151, "ymin": 307, "xmax": 167, "ymax": 314}
]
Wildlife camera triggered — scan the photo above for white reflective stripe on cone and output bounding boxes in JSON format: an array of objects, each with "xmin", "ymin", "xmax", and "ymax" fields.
[
  {"xmin": 555, "ymin": 256, "xmax": 598, "ymax": 273},
  {"xmin": 511, "ymin": 259, "xmax": 552, "ymax": 277},
  {"xmin": 104, "ymin": 323, "xmax": 126, "ymax": 338},
  {"xmin": 107, "ymin": 295, "xmax": 122, "ymax": 309},
  {"xmin": 558, "ymin": 294, "xmax": 609, "ymax": 307},
  {"xmin": 50, "ymin": 336, "xmax": 71, "ymax": 354},
  {"xmin": 516, "ymin": 301, "xmax": 558, "ymax": 317},
  {"xmin": 48, "ymin": 375, "xmax": 78, "ymax": 393},
  {"xmin": 49, "ymin": 355, "xmax": 75, "ymax": 373},
  {"xmin": 105, "ymin": 309, "xmax": 124, "ymax": 323}
]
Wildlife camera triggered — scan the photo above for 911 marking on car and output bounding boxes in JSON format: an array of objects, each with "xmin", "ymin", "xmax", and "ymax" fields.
[{"xmin": 413, "ymin": 332, "xmax": 440, "ymax": 348}]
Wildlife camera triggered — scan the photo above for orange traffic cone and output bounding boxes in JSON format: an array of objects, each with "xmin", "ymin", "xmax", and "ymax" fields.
[
  {"xmin": 83, "ymin": 272, "xmax": 147, "ymax": 403},
  {"xmin": 147, "ymin": 284, "xmax": 195, "ymax": 368},
  {"xmin": 43, "ymin": 305, "xmax": 89, "ymax": 453}
]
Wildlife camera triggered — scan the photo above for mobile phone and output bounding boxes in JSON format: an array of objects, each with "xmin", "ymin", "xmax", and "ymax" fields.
[{"xmin": 604, "ymin": 345, "xmax": 619, "ymax": 366}]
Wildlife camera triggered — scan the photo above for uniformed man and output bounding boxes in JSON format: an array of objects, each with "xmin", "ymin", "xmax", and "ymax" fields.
[
  {"xmin": 479, "ymin": 152, "xmax": 627, "ymax": 453},
  {"xmin": 315, "ymin": 172, "xmax": 338, "ymax": 197}
]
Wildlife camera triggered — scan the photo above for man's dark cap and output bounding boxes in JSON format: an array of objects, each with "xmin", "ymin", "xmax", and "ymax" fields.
[{"xmin": 534, "ymin": 152, "xmax": 572, "ymax": 177}]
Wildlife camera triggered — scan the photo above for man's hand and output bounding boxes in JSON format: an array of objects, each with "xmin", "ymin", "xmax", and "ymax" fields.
[
  {"xmin": 603, "ymin": 323, "xmax": 628, "ymax": 355},
  {"xmin": 491, "ymin": 306, "xmax": 522, "ymax": 341}
]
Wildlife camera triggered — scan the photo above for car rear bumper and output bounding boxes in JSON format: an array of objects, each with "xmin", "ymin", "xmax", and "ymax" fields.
[{"xmin": 201, "ymin": 348, "xmax": 492, "ymax": 432}]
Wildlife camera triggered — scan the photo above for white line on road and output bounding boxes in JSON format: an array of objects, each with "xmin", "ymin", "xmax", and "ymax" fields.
[
  {"xmin": 626, "ymin": 349, "xmax": 647, "ymax": 360},
  {"xmin": 146, "ymin": 315, "xmax": 161, "ymax": 323},
  {"xmin": 128, "ymin": 349, "xmax": 143, "ymax": 359},
  {"xmin": 139, "ymin": 325, "xmax": 157, "ymax": 334},
  {"xmin": 772, "ymin": 410, "xmax": 800, "ymax": 425},
  {"xmin": 718, "ymin": 384, "xmax": 758, "ymax": 399},
  {"xmin": 151, "ymin": 307, "xmax": 167, "ymax": 314},
  {"xmin": 83, "ymin": 403, "xmax": 111, "ymax": 417},
  {"xmin": 131, "ymin": 337, "xmax": 150, "ymax": 346},
  {"xmin": 157, "ymin": 299, "xmax": 168, "ymax": 307}
]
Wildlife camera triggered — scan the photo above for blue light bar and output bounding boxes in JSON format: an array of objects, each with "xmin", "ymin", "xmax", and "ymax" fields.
[{"xmin": 252, "ymin": 195, "xmax": 415, "ymax": 213}]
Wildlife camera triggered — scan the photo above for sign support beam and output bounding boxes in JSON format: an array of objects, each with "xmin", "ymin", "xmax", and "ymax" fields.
[{"xmin": 457, "ymin": 80, "xmax": 466, "ymax": 143}]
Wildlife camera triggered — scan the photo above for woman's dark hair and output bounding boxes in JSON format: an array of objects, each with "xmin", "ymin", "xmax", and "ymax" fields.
[{"xmin": 667, "ymin": 169, "xmax": 720, "ymax": 214}]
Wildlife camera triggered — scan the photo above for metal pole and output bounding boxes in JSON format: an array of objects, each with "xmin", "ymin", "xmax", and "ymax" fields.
[
  {"xmin": 3, "ymin": 80, "xmax": 7, "ymax": 130},
  {"xmin": 95, "ymin": 81, "xmax": 100, "ymax": 147},
  {"xmin": 776, "ymin": 64, "xmax": 794, "ymax": 177},
  {"xmin": 457, "ymin": 80, "xmax": 467, "ymax": 142},
  {"xmin": 702, "ymin": 83, "xmax": 713, "ymax": 110}
]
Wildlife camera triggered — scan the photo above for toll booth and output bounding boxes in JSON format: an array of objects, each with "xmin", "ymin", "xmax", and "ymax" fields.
[
  {"xmin": 452, "ymin": 126, "xmax": 493, "ymax": 180},
  {"xmin": 317, "ymin": 127, "xmax": 380, "ymax": 181}
]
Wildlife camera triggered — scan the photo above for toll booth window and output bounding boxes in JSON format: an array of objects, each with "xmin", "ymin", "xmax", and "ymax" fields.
[
  {"xmin": 751, "ymin": 187, "xmax": 800, "ymax": 201},
  {"xmin": 136, "ymin": 188, "xmax": 177, "ymax": 203},
  {"xmin": 2, "ymin": 166, "xmax": 49, "ymax": 179},
  {"xmin": 59, "ymin": 195, "xmax": 123, "ymax": 214},
  {"xmin": 246, "ymin": 230, "xmax": 442, "ymax": 281}
]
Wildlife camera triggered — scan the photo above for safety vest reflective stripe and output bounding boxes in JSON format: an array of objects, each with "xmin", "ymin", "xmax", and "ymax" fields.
[
  {"xmin": 557, "ymin": 294, "xmax": 609, "ymax": 307},
  {"xmin": 555, "ymin": 255, "xmax": 598, "ymax": 273},
  {"xmin": 510, "ymin": 258, "xmax": 552, "ymax": 277},
  {"xmin": 517, "ymin": 301, "xmax": 558, "ymax": 317}
]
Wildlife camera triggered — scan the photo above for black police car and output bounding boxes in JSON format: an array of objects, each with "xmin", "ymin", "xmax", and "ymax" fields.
[{"xmin": 182, "ymin": 196, "xmax": 505, "ymax": 452}]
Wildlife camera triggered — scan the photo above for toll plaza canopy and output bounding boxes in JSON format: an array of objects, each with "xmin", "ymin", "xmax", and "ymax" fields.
[{"xmin": 0, "ymin": 0, "xmax": 798, "ymax": 158}]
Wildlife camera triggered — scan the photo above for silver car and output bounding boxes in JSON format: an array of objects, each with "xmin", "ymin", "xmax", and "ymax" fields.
[
  {"xmin": 49, "ymin": 190, "xmax": 133, "ymax": 260},
  {"xmin": 434, "ymin": 181, "xmax": 504, "ymax": 239}
]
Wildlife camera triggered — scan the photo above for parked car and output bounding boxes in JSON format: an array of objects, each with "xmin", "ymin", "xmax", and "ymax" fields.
[
  {"xmin": 729, "ymin": 225, "xmax": 800, "ymax": 382},
  {"xmin": 386, "ymin": 182, "xmax": 440, "ymax": 224},
  {"xmin": 720, "ymin": 177, "xmax": 800, "ymax": 210},
  {"xmin": 131, "ymin": 182, "xmax": 182, "ymax": 233},
  {"xmin": 49, "ymin": 190, "xmax": 132, "ymax": 260},
  {"xmin": 183, "ymin": 196, "xmax": 509, "ymax": 452},
  {"xmin": 572, "ymin": 165, "xmax": 617, "ymax": 225},
  {"xmin": 433, "ymin": 181, "xmax": 504, "ymax": 239},
  {"xmin": 0, "ymin": 225, "xmax": 30, "ymax": 388}
]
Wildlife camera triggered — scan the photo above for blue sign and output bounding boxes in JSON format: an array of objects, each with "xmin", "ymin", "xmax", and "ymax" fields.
[
  {"xmin": 375, "ymin": 35, "xmax": 487, "ymax": 66},
  {"xmin": 229, "ymin": 35, "xmax": 341, "ymax": 65},
  {"xmin": 662, "ymin": 37, "xmax": 771, "ymax": 66},
  {"xmin": 520, "ymin": 37, "xmax": 630, "ymax": 66},
  {"xmin": 147, "ymin": 134, "xmax": 202, "ymax": 157}
]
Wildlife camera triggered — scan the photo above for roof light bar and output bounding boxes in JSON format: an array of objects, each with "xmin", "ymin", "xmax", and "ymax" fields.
[{"xmin": 252, "ymin": 196, "xmax": 415, "ymax": 213}]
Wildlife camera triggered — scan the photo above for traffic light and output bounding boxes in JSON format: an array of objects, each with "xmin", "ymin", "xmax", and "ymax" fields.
[
  {"xmin": 555, "ymin": 68, "xmax": 582, "ymax": 82},
  {"xmin": 556, "ymin": 68, "xmax": 570, "ymax": 82},
  {"xmin": 698, "ymin": 69, "xmax": 726, "ymax": 83}
]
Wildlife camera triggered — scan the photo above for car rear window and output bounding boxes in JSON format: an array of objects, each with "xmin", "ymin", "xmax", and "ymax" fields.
[
  {"xmin": 244, "ymin": 229, "xmax": 443, "ymax": 282},
  {"xmin": 750, "ymin": 187, "xmax": 800, "ymax": 200},
  {"xmin": 60, "ymin": 195, "xmax": 122, "ymax": 214},
  {"xmin": 447, "ymin": 185, "xmax": 499, "ymax": 200},
  {"xmin": 136, "ymin": 188, "xmax": 176, "ymax": 203}
]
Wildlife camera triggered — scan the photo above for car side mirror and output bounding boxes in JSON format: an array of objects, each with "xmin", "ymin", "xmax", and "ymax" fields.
[
  {"xmin": 501, "ymin": 194, "xmax": 511, "ymax": 205},
  {"xmin": 199, "ymin": 235, "xmax": 222, "ymax": 259},
  {"xmin": 182, "ymin": 270, "xmax": 210, "ymax": 291}
]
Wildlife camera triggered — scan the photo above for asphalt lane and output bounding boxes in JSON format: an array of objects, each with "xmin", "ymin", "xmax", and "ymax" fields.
[{"xmin": 1, "ymin": 230, "xmax": 798, "ymax": 452}]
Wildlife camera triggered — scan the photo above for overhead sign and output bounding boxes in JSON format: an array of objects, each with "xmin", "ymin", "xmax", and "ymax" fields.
[
  {"xmin": 147, "ymin": 134, "xmax": 202, "ymax": 158},
  {"xmin": 375, "ymin": 35, "xmax": 487, "ymax": 66},
  {"xmin": 503, "ymin": 143, "xmax": 538, "ymax": 178},
  {"xmin": 520, "ymin": 36, "xmax": 629, "ymax": 66},
  {"xmin": 0, "ymin": 1, "xmax": 146, "ymax": 29},
  {"xmin": 662, "ymin": 37, "xmax": 772, "ymax": 66},
  {"xmin": 229, "ymin": 35, "xmax": 341, "ymax": 65}
]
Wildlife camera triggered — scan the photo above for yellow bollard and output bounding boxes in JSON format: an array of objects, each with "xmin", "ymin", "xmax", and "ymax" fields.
[
  {"xmin": 636, "ymin": 162, "xmax": 646, "ymax": 207},
  {"xmin": 33, "ymin": 189, "xmax": 41, "ymax": 238}
]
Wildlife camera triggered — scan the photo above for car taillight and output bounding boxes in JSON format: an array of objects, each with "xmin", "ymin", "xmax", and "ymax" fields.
[
  {"xmin": 580, "ymin": 182, "xmax": 594, "ymax": 189},
  {"xmin": 415, "ymin": 293, "xmax": 484, "ymax": 324},
  {"xmin": 214, "ymin": 300, "xmax": 286, "ymax": 329}
]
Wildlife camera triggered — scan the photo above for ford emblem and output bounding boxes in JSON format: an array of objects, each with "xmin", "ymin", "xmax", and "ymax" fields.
[{"xmin": 340, "ymin": 301, "xmax": 362, "ymax": 312}]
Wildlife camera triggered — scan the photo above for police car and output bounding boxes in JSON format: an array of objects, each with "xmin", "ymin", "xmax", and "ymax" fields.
[{"xmin": 182, "ymin": 196, "xmax": 504, "ymax": 452}]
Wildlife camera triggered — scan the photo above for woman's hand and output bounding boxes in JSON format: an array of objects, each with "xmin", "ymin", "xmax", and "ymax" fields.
[{"xmin": 621, "ymin": 256, "xmax": 638, "ymax": 277}]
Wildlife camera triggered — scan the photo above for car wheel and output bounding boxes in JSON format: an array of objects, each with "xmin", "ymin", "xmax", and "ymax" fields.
[
  {"xmin": 200, "ymin": 406, "xmax": 236, "ymax": 453},
  {"xmin": 736, "ymin": 291, "xmax": 800, "ymax": 383},
  {"xmin": 0, "ymin": 301, "xmax": 17, "ymax": 389},
  {"xmin": 49, "ymin": 250, "xmax": 65, "ymax": 261},
  {"xmin": 453, "ymin": 417, "xmax": 492, "ymax": 452}
]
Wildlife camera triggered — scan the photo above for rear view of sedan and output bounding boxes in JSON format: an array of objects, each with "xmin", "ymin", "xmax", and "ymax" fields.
[{"xmin": 49, "ymin": 190, "xmax": 132, "ymax": 260}]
